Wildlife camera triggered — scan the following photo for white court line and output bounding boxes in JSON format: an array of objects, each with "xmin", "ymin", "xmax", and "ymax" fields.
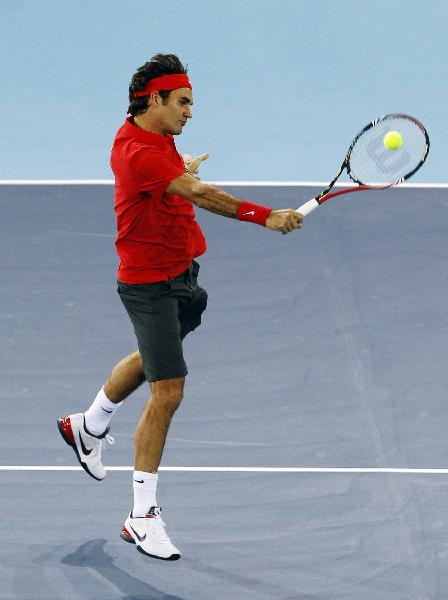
[
  {"xmin": 0, "ymin": 179, "xmax": 115, "ymax": 185},
  {"xmin": 208, "ymin": 182, "xmax": 448, "ymax": 189},
  {"xmin": 0, "ymin": 179, "xmax": 447, "ymax": 188},
  {"xmin": 1, "ymin": 466, "xmax": 448, "ymax": 474}
]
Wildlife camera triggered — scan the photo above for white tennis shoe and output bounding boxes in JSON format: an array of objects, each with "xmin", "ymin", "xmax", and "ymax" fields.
[
  {"xmin": 120, "ymin": 507, "xmax": 181, "ymax": 561},
  {"xmin": 57, "ymin": 413, "xmax": 114, "ymax": 481}
]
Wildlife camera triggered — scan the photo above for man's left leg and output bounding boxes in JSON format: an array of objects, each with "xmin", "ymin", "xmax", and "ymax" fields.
[{"xmin": 58, "ymin": 351, "xmax": 146, "ymax": 480}]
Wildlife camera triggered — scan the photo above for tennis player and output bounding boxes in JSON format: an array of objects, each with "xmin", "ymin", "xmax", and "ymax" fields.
[{"xmin": 58, "ymin": 53, "xmax": 303, "ymax": 561}]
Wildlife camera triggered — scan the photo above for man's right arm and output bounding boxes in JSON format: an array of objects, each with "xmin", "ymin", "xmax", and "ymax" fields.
[{"xmin": 167, "ymin": 173, "xmax": 303, "ymax": 234}]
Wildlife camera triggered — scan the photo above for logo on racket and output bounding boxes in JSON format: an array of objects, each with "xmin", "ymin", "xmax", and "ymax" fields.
[{"xmin": 366, "ymin": 133, "xmax": 411, "ymax": 174}]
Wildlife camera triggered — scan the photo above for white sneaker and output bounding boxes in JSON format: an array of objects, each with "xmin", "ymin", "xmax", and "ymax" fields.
[
  {"xmin": 57, "ymin": 413, "xmax": 114, "ymax": 481},
  {"xmin": 120, "ymin": 507, "xmax": 181, "ymax": 561}
]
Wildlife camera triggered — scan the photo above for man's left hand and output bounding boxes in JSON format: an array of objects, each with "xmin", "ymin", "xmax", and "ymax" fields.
[{"xmin": 183, "ymin": 153, "xmax": 209, "ymax": 179}]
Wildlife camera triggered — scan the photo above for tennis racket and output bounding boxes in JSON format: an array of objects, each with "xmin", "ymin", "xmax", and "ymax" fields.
[{"xmin": 297, "ymin": 113, "xmax": 430, "ymax": 216}]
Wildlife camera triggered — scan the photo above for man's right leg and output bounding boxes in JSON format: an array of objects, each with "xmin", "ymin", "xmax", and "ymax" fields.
[
  {"xmin": 58, "ymin": 350, "xmax": 146, "ymax": 480},
  {"xmin": 134, "ymin": 377, "xmax": 185, "ymax": 473},
  {"xmin": 120, "ymin": 377, "xmax": 184, "ymax": 560},
  {"xmin": 116, "ymin": 277, "xmax": 191, "ymax": 559}
]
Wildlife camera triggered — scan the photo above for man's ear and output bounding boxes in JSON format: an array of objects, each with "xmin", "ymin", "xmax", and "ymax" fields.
[{"xmin": 148, "ymin": 91, "xmax": 162, "ymax": 108}]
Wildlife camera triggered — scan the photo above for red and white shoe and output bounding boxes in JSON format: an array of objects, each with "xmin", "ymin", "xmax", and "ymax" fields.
[
  {"xmin": 57, "ymin": 413, "xmax": 113, "ymax": 481},
  {"xmin": 120, "ymin": 506, "xmax": 181, "ymax": 561}
]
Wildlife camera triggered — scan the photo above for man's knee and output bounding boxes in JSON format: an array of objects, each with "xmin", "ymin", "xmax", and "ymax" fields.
[
  {"xmin": 150, "ymin": 378, "xmax": 185, "ymax": 416},
  {"xmin": 110, "ymin": 351, "xmax": 143, "ymax": 375},
  {"xmin": 128, "ymin": 351, "xmax": 144, "ymax": 375}
]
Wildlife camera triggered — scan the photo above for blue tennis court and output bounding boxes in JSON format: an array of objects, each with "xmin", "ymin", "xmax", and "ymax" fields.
[{"xmin": 1, "ymin": 183, "xmax": 448, "ymax": 599}]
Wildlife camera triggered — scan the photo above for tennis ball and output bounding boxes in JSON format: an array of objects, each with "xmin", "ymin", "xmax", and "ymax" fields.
[{"xmin": 383, "ymin": 130, "xmax": 403, "ymax": 150}]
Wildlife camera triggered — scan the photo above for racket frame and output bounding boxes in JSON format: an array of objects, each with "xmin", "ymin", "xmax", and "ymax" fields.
[{"xmin": 297, "ymin": 113, "xmax": 430, "ymax": 216}]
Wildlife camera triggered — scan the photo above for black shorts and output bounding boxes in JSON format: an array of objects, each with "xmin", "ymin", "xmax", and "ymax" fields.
[{"xmin": 117, "ymin": 260, "xmax": 208, "ymax": 383}]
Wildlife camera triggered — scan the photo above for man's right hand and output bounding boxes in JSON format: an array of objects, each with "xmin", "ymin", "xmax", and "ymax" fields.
[{"xmin": 265, "ymin": 209, "xmax": 303, "ymax": 234}]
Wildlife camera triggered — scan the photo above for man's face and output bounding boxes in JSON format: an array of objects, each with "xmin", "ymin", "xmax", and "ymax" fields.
[{"xmin": 158, "ymin": 87, "xmax": 193, "ymax": 136}]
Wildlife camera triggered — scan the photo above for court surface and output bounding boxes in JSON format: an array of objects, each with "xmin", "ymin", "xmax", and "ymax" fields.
[{"xmin": 1, "ymin": 183, "xmax": 448, "ymax": 599}]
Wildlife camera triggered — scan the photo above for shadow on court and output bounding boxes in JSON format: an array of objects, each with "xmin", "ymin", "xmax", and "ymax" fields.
[
  {"xmin": 61, "ymin": 538, "xmax": 185, "ymax": 600},
  {"xmin": 61, "ymin": 539, "xmax": 184, "ymax": 600},
  {"xmin": 61, "ymin": 540, "xmax": 328, "ymax": 600}
]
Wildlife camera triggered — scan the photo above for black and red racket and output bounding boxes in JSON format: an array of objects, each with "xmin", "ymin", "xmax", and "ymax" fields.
[{"xmin": 297, "ymin": 113, "xmax": 430, "ymax": 216}]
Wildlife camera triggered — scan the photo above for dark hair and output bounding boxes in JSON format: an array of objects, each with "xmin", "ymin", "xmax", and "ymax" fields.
[{"xmin": 128, "ymin": 53, "xmax": 188, "ymax": 116}]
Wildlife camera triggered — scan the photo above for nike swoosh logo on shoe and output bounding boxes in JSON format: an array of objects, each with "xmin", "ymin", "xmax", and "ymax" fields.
[
  {"xmin": 129, "ymin": 525, "xmax": 146, "ymax": 542},
  {"xmin": 78, "ymin": 432, "xmax": 93, "ymax": 456},
  {"xmin": 134, "ymin": 479, "xmax": 144, "ymax": 483},
  {"xmin": 101, "ymin": 407, "xmax": 113, "ymax": 414}
]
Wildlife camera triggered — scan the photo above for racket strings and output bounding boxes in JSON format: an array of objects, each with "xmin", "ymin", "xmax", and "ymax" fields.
[{"xmin": 348, "ymin": 117, "xmax": 428, "ymax": 185}]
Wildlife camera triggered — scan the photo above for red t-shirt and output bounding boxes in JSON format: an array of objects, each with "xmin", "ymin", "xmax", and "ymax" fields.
[{"xmin": 110, "ymin": 117, "xmax": 207, "ymax": 283}]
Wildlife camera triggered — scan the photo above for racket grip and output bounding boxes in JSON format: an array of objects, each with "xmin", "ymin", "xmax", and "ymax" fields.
[{"xmin": 296, "ymin": 198, "xmax": 319, "ymax": 216}]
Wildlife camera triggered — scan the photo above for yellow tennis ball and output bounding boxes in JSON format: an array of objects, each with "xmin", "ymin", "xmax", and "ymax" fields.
[{"xmin": 383, "ymin": 130, "xmax": 403, "ymax": 150}]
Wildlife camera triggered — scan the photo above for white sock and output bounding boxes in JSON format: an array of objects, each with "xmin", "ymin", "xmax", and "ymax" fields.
[
  {"xmin": 132, "ymin": 471, "xmax": 158, "ymax": 517},
  {"xmin": 84, "ymin": 387, "xmax": 122, "ymax": 436}
]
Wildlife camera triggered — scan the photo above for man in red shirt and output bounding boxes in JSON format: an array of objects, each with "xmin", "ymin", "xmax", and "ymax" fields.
[{"xmin": 58, "ymin": 54, "xmax": 303, "ymax": 561}]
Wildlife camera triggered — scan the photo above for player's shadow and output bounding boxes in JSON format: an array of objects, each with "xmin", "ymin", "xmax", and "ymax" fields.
[{"xmin": 61, "ymin": 538, "xmax": 185, "ymax": 600}]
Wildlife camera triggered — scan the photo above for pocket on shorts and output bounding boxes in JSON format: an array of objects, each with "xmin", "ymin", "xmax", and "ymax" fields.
[
  {"xmin": 192, "ymin": 260, "xmax": 200, "ymax": 278},
  {"xmin": 117, "ymin": 282, "xmax": 171, "ymax": 316}
]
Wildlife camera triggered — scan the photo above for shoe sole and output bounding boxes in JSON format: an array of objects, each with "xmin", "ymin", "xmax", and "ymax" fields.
[
  {"xmin": 57, "ymin": 419, "xmax": 104, "ymax": 482},
  {"xmin": 137, "ymin": 546, "xmax": 181, "ymax": 561},
  {"xmin": 120, "ymin": 527, "xmax": 180, "ymax": 561}
]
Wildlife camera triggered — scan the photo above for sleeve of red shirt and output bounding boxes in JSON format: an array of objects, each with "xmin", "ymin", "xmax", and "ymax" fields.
[{"xmin": 129, "ymin": 146, "xmax": 185, "ymax": 195}]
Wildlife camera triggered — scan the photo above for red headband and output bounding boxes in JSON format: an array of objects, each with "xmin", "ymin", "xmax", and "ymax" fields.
[{"xmin": 132, "ymin": 74, "xmax": 192, "ymax": 98}]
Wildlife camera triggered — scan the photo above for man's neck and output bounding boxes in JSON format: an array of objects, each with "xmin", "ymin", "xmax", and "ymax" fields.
[{"xmin": 133, "ymin": 115, "xmax": 167, "ymax": 136}]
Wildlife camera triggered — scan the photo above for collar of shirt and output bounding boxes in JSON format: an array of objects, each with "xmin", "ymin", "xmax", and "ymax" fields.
[{"xmin": 123, "ymin": 116, "xmax": 176, "ymax": 150}]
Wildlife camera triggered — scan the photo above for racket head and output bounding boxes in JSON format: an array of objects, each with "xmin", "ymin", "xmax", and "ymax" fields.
[{"xmin": 346, "ymin": 114, "xmax": 430, "ymax": 186}]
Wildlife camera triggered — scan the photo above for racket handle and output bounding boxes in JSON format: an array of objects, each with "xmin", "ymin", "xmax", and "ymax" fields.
[{"xmin": 296, "ymin": 198, "xmax": 319, "ymax": 216}]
